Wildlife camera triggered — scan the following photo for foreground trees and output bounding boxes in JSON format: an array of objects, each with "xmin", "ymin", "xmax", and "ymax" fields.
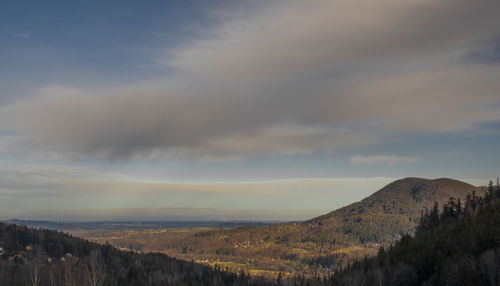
[{"xmin": 0, "ymin": 222, "xmax": 273, "ymax": 285}]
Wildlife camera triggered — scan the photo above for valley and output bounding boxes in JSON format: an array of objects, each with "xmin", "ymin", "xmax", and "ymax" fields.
[{"xmin": 75, "ymin": 177, "xmax": 483, "ymax": 277}]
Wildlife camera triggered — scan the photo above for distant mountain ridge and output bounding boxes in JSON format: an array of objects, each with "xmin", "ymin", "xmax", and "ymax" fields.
[
  {"xmin": 3, "ymin": 219, "xmax": 271, "ymax": 232},
  {"xmin": 4, "ymin": 219, "xmax": 82, "ymax": 231}
]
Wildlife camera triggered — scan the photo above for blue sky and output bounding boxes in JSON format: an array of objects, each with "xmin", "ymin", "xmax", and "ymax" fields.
[{"xmin": 0, "ymin": 0, "xmax": 499, "ymax": 221}]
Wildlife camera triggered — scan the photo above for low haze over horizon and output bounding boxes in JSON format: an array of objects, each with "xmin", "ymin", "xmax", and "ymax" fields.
[{"xmin": 1, "ymin": 0, "xmax": 499, "ymax": 221}]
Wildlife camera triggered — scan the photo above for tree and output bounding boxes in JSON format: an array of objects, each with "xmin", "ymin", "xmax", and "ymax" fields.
[
  {"xmin": 85, "ymin": 250, "xmax": 106, "ymax": 286},
  {"xmin": 27, "ymin": 260, "xmax": 41, "ymax": 286},
  {"xmin": 63, "ymin": 257, "xmax": 78, "ymax": 286}
]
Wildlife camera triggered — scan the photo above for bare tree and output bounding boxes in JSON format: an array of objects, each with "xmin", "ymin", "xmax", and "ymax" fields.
[
  {"xmin": 85, "ymin": 250, "xmax": 106, "ymax": 286},
  {"xmin": 63, "ymin": 257, "xmax": 78, "ymax": 286},
  {"xmin": 47, "ymin": 263, "xmax": 58, "ymax": 286},
  {"xmin": 313, "ymin": 234, "xmax": 337, "ymax": 279},
  {"xmin": 27, "ymin": 258, "xmax": 42, "ymax": 286},
  {"xmin": 49, "ymin": 269, "xmax": 56, "ymax": 286}
]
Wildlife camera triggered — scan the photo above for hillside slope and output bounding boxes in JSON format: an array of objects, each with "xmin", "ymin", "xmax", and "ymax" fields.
[
  {"xmin": 305, "ymin": 177, "xmax": 481, "ymax": 244},
  {"xmin": 333, "ymin": 181, "xmax": 500, "ymax": 286},
  {"xmin": 81, "ymin": 178, "xmax": 482, "ymax": 275}
]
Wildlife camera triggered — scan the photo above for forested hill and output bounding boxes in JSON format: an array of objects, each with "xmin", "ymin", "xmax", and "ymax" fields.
[
  {"xmin": 0, "ymin": 222, "xmax": 269, "ymax": 285},
  {"xmin": 313, "ymin": 177, "xmax": 478, "ymax": 222},
  {"xmin": 305, "ymin": 177, "xmax": 482, "ymax": 243},
  {"xmin": 332, "ymin": 180, "xmax": 500, "ymax": 286}
]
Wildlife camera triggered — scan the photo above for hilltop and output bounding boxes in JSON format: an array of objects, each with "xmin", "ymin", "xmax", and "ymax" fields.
[
  {"xmin": 305, "ymin": 177, "xmax": 481, "ymax": 243},
  {"xmin": 79, "ymin": 177, "xmax": 482, "ymax": 275}
]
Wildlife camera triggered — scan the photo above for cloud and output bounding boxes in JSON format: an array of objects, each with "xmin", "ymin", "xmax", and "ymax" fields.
[
  {"xmin": 10, "ymin": 31, "xmax": 31, "ymax": 39},
  {"xmin": 166, "ymin": 0, "xmax": 500, "ymax": 83},
  {"xmin": 32, "ymin": 207, "xmax": 320, "ymax": 221},
  {"xmin": 0, "ymin": 162, "xmax": 397, "ymax": 220},
  {"xmin": 1, "ymin": 0, "xmax": 500, "ymax": 160},
  {"xmin": 0, "ymin": 84, "xmax": 381, "ymax": 160},
  {"xmin": 338, "ymin": 66, "xmax": 500, "ymax": 132},
  {"xmin": 0, "ymin": 163, "xmax": 392, "ymax": 198},
  {"xmin": 464, "ymin": 39, "xmax": 500, "ymax": 64},
  {"xmin": 476, "ymin": 120, "xmax": 500, "ymax": 132},
  {"xmin": 350, "ymin": 155, "xmax": 418, "ymax": 166}
]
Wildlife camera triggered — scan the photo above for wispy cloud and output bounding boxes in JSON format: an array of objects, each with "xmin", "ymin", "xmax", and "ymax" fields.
[
  {"xmin": 31, "ymin": 207, "xmax": 319, "ymax": 221},
  {"xmin": 0, "ymin": 162, "xmax": 396, "ymax": 220},
  {"xmin": 10, "ymin": 31, "xmax": 31, "ymax": 39},
  {"xmin": 350, "ymin": 155, "xmax": 418, "ymax": 166}
]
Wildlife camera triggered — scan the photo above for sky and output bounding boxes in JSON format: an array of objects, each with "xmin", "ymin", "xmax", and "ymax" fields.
[{"xmin": 0, "ymin": 0, "xmax": 499, "ymax": 221}]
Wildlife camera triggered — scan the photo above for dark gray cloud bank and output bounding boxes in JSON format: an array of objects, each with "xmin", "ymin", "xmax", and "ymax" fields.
[{"xmin": 1, "ymin": 0, "xmax": 500, "ymax": 161}]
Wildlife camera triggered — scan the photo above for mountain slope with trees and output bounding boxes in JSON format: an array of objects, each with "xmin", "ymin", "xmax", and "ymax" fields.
[
  {"xmin": 332, "ymin": 180, "xmax": 500, "ymax": 286},
  {"xmin": 305, "ymin": 177, "xmax": 481, "ymax": 244}
]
